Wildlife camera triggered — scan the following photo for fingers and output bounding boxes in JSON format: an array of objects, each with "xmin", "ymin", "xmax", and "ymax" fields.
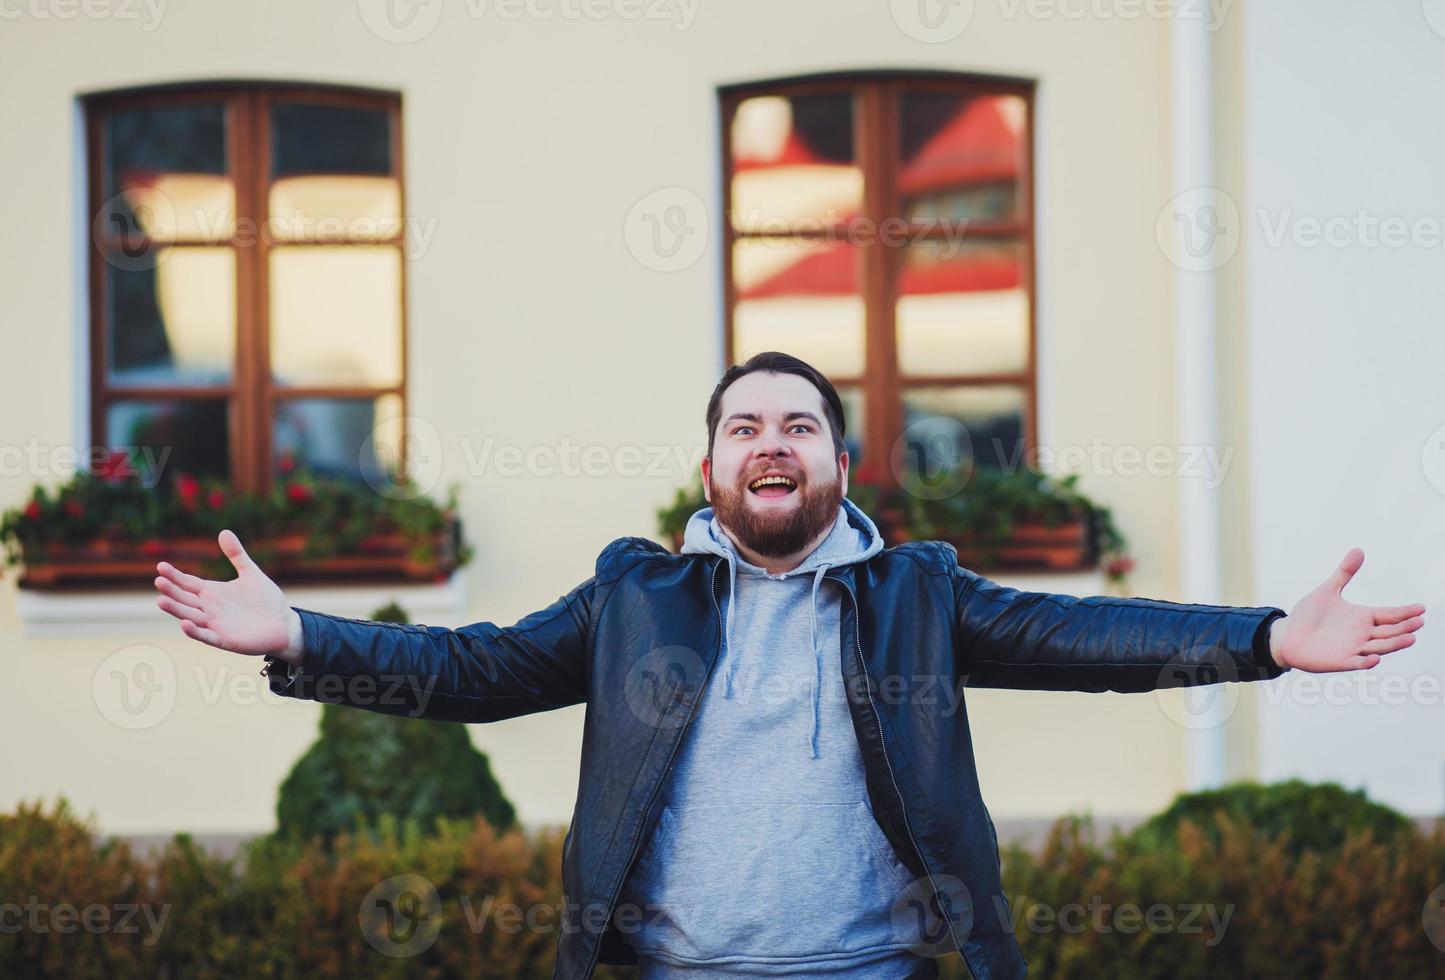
[
  {"xmin": 1373, "ymin": 603, "xmax": 1427, "ymax": 625},
  {"xmin": 156, "ymin": 560, "xmax": 207, "ymax": 594},
  {"xmin": 218, "ymin": 529, "xmax": 254, "ymax": 575},
  {"xmin": 178, "ymin": 618, "xmax": 221, "ymax": 648},
  {"xmin": 155, "ymin": 576, "xmax": 205, "ymax": 614},
  {"xmin": 156, "ymin": 594, "xmax": 207, "ymax": 628},
  {"xmin": 1361, "ymin": 633, "xmax": 1416, "ymax": 656},
  {"xmin": 1371, "ymin": 615, "xmax": 1424, "ymax": 640},
  {"xmin": 1353, "ymin": 654, "xmax": 1382, "ymax": 670},
  {"xmin": 1328, "ymin": 547, "xmax": 1364, "ymax": 594}
]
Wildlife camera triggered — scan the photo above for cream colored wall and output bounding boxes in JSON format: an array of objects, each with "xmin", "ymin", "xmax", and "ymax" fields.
[{"xmin": 0, "ymin": 0, "xmax": 1209, "ymax": 834}]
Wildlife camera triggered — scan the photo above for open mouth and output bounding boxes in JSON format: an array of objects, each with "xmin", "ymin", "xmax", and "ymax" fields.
[{"xmin": 747, "ymin": 474, "xmax": 798, "ymax": 498}]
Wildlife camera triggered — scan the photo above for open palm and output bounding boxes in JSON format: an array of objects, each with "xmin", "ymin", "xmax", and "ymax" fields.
[
  {"xmin": 153, "ymin": 529, "xmax": 295, "ymax": 657},
  {"xmin": 1275, "ymin": 547, "xmax": 1427, "ymax": 672}
]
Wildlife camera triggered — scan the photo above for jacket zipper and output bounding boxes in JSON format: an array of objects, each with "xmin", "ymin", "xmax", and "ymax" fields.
[
  {"xmin": 836, "ymin": 574, "xmax": 972, "ymax": 970},
  {"xmin": 581, "ymin": 557, "xmax": 725, "ymax": 979}
]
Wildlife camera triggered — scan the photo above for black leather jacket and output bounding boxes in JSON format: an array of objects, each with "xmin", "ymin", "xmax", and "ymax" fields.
[{"xmin": 262, "ymin": 522, "xmax": 1288, "ymax": 980}]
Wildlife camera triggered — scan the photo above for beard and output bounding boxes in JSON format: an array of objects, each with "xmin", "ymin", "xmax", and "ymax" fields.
[{"xmin": 709, "ymin": 460, "xmax": 843, "ymax": 559}]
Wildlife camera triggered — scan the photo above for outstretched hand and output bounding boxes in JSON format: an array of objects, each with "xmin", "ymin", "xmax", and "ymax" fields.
[
  {"xmin": 153, "ymin": 529, "xmax": 299, "ymax": 659},
  {"xmin": 1271, "ymin": 547, "xmax": 1426, "ymax": 672}
]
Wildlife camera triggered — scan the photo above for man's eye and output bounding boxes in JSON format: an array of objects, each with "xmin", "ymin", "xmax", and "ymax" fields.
[
  {"xmin": 733, "ymin": 426, "xmax": 754, "ymax": 436},
  {"xmin": 790, "ymin": 425, "xmax": 812, "ymax": 433}
]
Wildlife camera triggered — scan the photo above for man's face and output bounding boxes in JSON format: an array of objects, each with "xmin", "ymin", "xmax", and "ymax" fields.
[{"xmin": 701, "ymin": 371, "xmax": 848, "ymax": 559}]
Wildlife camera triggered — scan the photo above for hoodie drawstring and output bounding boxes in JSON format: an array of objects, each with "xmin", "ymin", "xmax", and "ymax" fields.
[
  {"xmin": 807, "ymin": 563, "xmax": 831, "ymax": 759},
  {"xmin": 722, "ymin": 554, "xmax": 740, "ymax": 698}
]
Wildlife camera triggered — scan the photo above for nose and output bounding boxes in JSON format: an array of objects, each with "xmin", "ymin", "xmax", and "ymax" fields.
[{"xmin": 754, "ymin": 429, "xmax": 791, "ymax": 458}]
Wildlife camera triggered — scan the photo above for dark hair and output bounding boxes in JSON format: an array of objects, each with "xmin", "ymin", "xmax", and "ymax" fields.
[{"xmin": 704, "ymin": 351, "xmax": 847, "ymax": 459}]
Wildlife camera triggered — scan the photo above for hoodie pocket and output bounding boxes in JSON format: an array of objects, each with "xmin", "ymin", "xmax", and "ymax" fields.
[{"xmin": 622, "ymin": 800, "xmax": 920, "ymax": 964}]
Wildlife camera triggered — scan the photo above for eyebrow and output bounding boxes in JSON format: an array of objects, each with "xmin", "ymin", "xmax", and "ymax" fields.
[{"xmin": 723, "ymin": 411, "xmax": 823, "ymax": 428}]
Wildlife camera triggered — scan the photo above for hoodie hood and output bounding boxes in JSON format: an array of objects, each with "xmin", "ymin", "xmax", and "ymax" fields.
[{"xmin": 680, "ymin": 494, "xmax": 885, "ymax": 758}]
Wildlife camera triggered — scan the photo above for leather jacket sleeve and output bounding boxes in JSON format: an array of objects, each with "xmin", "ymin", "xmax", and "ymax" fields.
[
  {"xmin": 260, "ymin": 575, "xmax": 596, "ymax": 722},
  {"xmin": 950, "ymin": 561, "xmax": 1290, "ymax": 692}
]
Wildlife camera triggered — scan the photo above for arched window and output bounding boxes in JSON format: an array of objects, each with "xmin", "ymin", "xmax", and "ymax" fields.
[
  {"xmin": 85, "ymin": 82, "xmax": 408, "ymax": 494},
  {"xmin": 721, "ymin": 72, "xmax": 1035, "ymax": 484}
]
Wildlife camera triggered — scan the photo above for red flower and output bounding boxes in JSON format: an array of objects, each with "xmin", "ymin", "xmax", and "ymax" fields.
[
  {"xmin": 207, "ymin": 489, "xmax": 226, "ymax": 509},
  {"xmin": 1105, "ymin": 555, "xmax": 1136, "ymax": 578},
  {"xmin": 177, "ymin": 474, "xmax": 201, "ymax": 502},
  {"xmin": 286, "ymin": 482, "xmax": 311, "ymax": 504},
  {"xmin": 139, "ymin": 539, "xmax": 165, "ymax": 557},
  {"xmin": 23, "ymin": 501, "xmax": 41, "ymax": 521},
  {"xmin": 852, "ymin": 462, "xmax": 883, "ymax": 486},
  {"xmin": 279, "ymin": 451, "xmax": 298, "ymax": 474},
  {"xmin": 95, "ymin": 450, "xmax": 136, "ymax": 483},
  {"xmin": 63, "ymin": 499, "xmax": 84, "ymax": 519}
]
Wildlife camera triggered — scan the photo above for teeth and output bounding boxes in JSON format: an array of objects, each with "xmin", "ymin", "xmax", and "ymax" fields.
[{"xmin": 749, "ymin": 475, "xmax": 796, "ymax": 491}]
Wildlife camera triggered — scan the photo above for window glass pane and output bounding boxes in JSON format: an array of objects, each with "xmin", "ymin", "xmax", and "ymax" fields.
[
  {"xmin": 107, "ymin": 247, "xmax": 235, "ymax": 385},
  {"xmin": 898, "ymin": 92, "xmax": 1026, "ymax": 225},
  {"xmin": 103, "ymin": 103, "xmax": 234, "ymax": 240},
  {"xmin": 732, "ymin": 237, "xmax": 864, "ymax": 377},
  {"xmin": 896, "ymin": 238, "xmax": 1028, "ymax": 377},
  {"xmin": 272, "ymin": 394, "xmax": 404, "ymax": 485},
  {"xmin": 269, "ymin": 246, "xmax": 402, "ymax": 387},
  {"xmin": 107, "ymin": 399, "xmax": 230, "ymax": 487},
  {"xmin": 900, "ymin": 385, "xmax": 1026, "ymax": 476},
  {"xmin": 269, "ymin": 103, "xmax": 399, "ymax": 240},
  {"xmin": 730, "ymin": 92, "xmax": 860, "ymax": 234}
]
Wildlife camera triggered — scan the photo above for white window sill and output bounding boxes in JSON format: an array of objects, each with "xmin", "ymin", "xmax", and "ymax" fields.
[{"xmin": 13, "ymin": 571, "xmax": 469, "ymax": 638}]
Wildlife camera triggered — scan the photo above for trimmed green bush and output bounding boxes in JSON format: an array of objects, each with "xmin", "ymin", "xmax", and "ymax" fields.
[{"xmin": 273, "ymin": 601, "xmax": 517, "ymax": 847}]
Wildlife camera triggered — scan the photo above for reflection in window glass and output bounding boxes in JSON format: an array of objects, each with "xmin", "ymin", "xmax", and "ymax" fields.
[
  {"xmin": 901, "ymin": 385, "xmax": 1026, "ymax": 475},
  {"xmin": 730, "ymin": 92, "xmax": 860, "ymax": 233},
  {"xmin": 107, "ymin": 399, "xmax": 230, "ymax": 487},
  {"xmin": 104, "ymin": 104, "xmax": 234, "ymax": 240},
  {"xmin": 269, "ymin": 246, "xmax": 402, "ymax": 387},
  {"xmin": 732, "ymin": 238, "xmax": 865, "ymax": 377},
  {"xmin": 896, "ymin": 238, "xmax": 1028, "ymax": 377},
  {"xmin": 272, "ymin": 394, "xmax": 403, "ymax": 485},
  {"xmin": 108, "ymin": 247, "xmax": 236, "ymax": 385},
  {"xmin": 898, "ymin": 92, "xmax": 1026, "ymax": 225}
]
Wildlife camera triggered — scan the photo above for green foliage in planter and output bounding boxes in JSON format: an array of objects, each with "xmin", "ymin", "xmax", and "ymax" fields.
[
  {"xmin": 0, "ymin": 450, "xmax": 473, "ymax": 581},
  {"xmin": 1125, "ymin": 778, "xmax": 1414, "ymax": 860},
  {"xmin": 273, "ymin": 601, "xmax": 516, "ymax": 848},
  {"xmin": 655, "ymin": 475, "xmax": 709, "ymax": 547}
]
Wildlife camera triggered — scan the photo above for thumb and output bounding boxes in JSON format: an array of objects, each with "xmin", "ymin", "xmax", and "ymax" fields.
[
  {"xmin": 1327, "ymin": 546, "xmax": 1364, "ymax": 595},
  {"xmin": 218, "ymin": 529, "xmax": 255, "ymax": 575}
]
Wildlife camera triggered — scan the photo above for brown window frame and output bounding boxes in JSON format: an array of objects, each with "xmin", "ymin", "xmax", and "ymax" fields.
[
  {"xmin": 719, "ymin": 71, "xmax": 1037, "ymax": 487},
  {"xmin": 83, "ymin": 81, "xmax": 409, "ymax": 496}
]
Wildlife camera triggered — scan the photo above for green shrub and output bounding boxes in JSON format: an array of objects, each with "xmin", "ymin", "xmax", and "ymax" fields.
[
  {"xmin": 273, "ymin": 602, "xmax": 517, "ymax": 848},
  {"xmin": 1127, "ymin": 778, "xmax": 1414, "ymax": 859}
]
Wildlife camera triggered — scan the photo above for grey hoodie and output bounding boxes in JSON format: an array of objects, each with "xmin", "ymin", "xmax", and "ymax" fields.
[{"xmin": 617, "ymin": 496, "xmax": 937, "ymax": 978}]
